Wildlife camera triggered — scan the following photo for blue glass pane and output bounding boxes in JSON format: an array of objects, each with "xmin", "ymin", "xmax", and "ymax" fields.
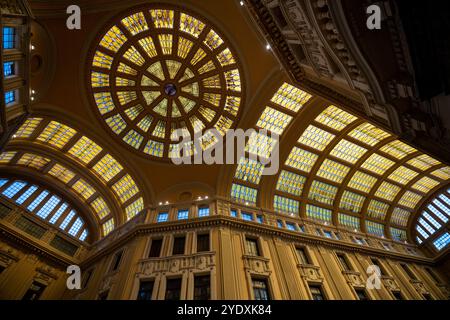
[
  {"xmin": 257, "ymin": 216, "xmax": 263, "ymax": 224},
  {"xmin": 79, "ymin": 229, "xmax": 88, "ymax": 241},
  {"xmin": 286, "ymin": 223, "xmax": 296, "ymax": 231},
  {"xmin": 198, "ymin": 207, "xmax": 209, "ymax": 217},
  {"xmin": 49, "ymin": 203, "xmax": 68, "ymax": 224},
  {"xmin": 27, "ymin": 190, "xmax": 49, "ymax": 211},
  {"xmin": 16, "ymin": 185, "xmax": 38, "ymax": 204},
  {"xmin": 0, "ymin": 178, "xmax": 9, "ymax": 188},
  {"xmin": 242, "ymin": 212, "xmax": 253, "ymax": 221},
  {"xmin": 68, "ymin": 217, "xmax": 83, "ymax": 236},
  {"xmin": 3, "ymin": 27, "xmax": 15, "ymax": 49},
  {"xmin": 60, "ymin": 210, "xmax": 75, "ymax": 230},
  {"xmin": 157, "ymin": 212, "xmax": 168, "ymax": 222},
  {"xmin": 433, "ymin": 232, "xmax": 450, "ymax": 251},
  {"xmin": 5, "ymin": 91, "xmax": 15, "ymax": 104},
  {"xmin": 277, "ymin": 220, "xmax": 283, "ymax": 228},
  {"xmin": 230, "ymin": 209, "xmax": 237, "ymax": 217},
  {"xmin": 3, "ymin": 61, "xmax": 14, "ymax": 77},
  {"xmin": 177, "ymin": 209, "xmax": 189, "ymax": 220},
  {"xmin": 2, "ymin": 181, "xmax": 27, "ymax": 198},
  {"xmin": 36, "ymin": 195, "xmax": 60, "ymax": 219}
]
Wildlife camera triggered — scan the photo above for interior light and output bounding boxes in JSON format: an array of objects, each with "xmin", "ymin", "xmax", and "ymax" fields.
[
  {"xmin": 240, "ymin": 1, "xmax": 244, "ymax": 6},
  {"xmin": 266, "ymin": 43, "xmax": 271, "ymax": 50}
]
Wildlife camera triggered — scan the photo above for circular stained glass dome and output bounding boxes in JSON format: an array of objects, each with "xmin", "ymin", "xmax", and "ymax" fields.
[{"xmin": 88, "ymin": 6, "xmax": 243, "ymax": 160}]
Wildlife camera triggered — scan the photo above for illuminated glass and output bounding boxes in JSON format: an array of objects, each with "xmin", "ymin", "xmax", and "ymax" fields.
[
  {"xmin": 348, "ymin": 123, "xmax": 390, "ymax": 146},
  {"xmin": 274, "ymin": 195, "xmax": 299, "ymax": 214},
  {"xmin": 374, "ymin": 182, "xmax": 401, "ymax": 202},
  {"xmin": 314, "ymin": 105, "xmax": 357, "ymax": 131},
  {"xmin": 306, "ymin": 205, "xmax": 332, "ymax": 223},
  {"xmin": 308, "ymin": 181, "xmax": 337, "ymax": 205},
  {"xmin": 347, "ymin": 171, "xmax": 377, "ymax": 193},
  {"xmin": 48, "ymin": 164, "xmax": 75, "ymax": 184},
  {"xmin": 276, "ymin": 171, "xmax": 306, "ymax": 196},
  {"xmin": 361, "ymin": 154, "xmax": 395, "ymax": 175},
  {"xmin": 231, "ymin": 184, "xmax": 257, "ymax": 205},
  {"xmin": 298, "ymin": 125, "xmax": 335, "ymax": 151},
  {"xmin": 338, "ymin": 213, "xmax": 360, "ymax": 230},
  {"xmin": 234, "ymin": 158, "xmax": 264, "ymax": 185},
  {"xmin": 339, "ymin": 191, "xmax": 365, "ymax": 213},
  {"xmin": 330, "ymin": 140, "xmax": 367, "ymax": 164},
  {"xmin": 316, "ymin": 159, "xmax": 350, "ymax": 183},
  {"xmin": 285, "ymin": 147, "xmax": 318, "ymax": 173},
  {"xmin": 37, "ymin": 121, "xmax": 76, "ymax": 149},
  {"xmin": 13, "ymin": 118, "xmax": 43, "ymax": 139},
  {"xmin": 112, "ymin": 174, "xmax": 139, "ymax": 204},
  {"xmin": 270, "ymin": 83, "xmax": 312, "ymax": 112}
]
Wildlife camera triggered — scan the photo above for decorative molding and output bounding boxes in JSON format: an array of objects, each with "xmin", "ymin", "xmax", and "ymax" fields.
[
  {"xmin": 298, "ymin": 264, "xmax": 323, "ymax": 283},
  {"xmin": 243, "ymin": 255, "xmax": 271, "ymax": 276}
]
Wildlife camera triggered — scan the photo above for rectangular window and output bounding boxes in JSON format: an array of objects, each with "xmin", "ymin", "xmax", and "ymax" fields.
[
  {"xmin": 110, "ymin": 250, "xmax": 123, "ymax": 272},
  {"xmin": 198, "ymin": 207, "xmax": 209, "ymax": 217},
  {"xmin": 172, "ymin": 236, "xmax": 186, "ymax": 255},
  {"xmin": 3, "ymin": 27, "xmax": 15, "ymax": 49},
  {"xmin": 277, "ymin": 220, "xmax": 283, "ymax": 228},
  {"xmin": 353, "ymin": 237, "xmax": 366, "ymax": 245},
  {"xmin": 296, "ymin": 247, "xmax": 310, "ymax": 265},
  {"xmin": 230, "ymin": 209, "xmax": 237, "ymax": 217},
  {"xmin": 177, "ymin": 209, "xmax": 189, "ymax": 220},
  {"xmin": 165, "ymin": 278, "xmax": 182, "ymax": 300},
  {"xmin": 241, "ymin": 212, "xmax": 253, "ymax": 221},
  {"xmin": 245, "ymin": 238, "xmax": 260, "ymax": 256},
  {"xmin": 5, "ymin": 90, "xmax": 15, "ymax": 105},
  {"xmin": 197, "ymin": 233, "xmax": 210, "ymax": 252},
  {"xmin": 286, "ymin": 223, "xmax": 296, "ymax": 231},
  {"xmin": 148, "ymin": 239, "xmax": 163, "ymax": 258},
  {"xmin": 323, "ymin": 230, "xmax": 334, "ymax": 239},
  {"xmin": 252, "ymin": 278, "xmax": 270, "ymax": 300},
  {"xmin": 309, "ymin": 285, "xmax": 326, "ymax": 300},
  {"xmin": 22, "ymin": 281, "xmax": 46, "ymax": 300},
  {"xmin": 355, "ymin": 289, "xmax": 369, "ymax": 300},
  {"xmin": 194, "ymin": 275, "xmax": 210, "ymax": 300},
  {"xmin": 4, "ymin": 61, "xmax": 15, "ymax": 77},
  {"xmin": 400, "ymin": 263, "xmax": 417, "ymax": 280},
  {"xmin": 137, "ymin": 280, "xmax": 154, "ymax": 300},
  {"xmin": 257, "ymin": 215, "xmax": 264, "ymax": 224},
  {"xmin": 337, "ymin": 254, "xmax": 351, "ymax": 271},
  {"xmin": 157, "ymin": 212, "xmax": 168, "ymax": 222}
]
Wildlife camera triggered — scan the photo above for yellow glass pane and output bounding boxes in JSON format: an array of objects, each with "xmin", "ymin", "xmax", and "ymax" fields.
[
  {"xmin": 398, "ymin": 191, "xmax": 422, "ymax": 209},
  {"xmin": 137, "ymin": 115, "xmax": 153, "ymax": 133},
  {"xmin": 91, "ymin": 72, "xmax": 109, "ymax": 87},
  {"xmin": 125, "ymin": 197, "xmax": 144, "ymax": 220},
  {"xmin": 158, "ymin": 34, "xmax": 173, "ymax": 55},
  {"xmin": 147, "ymin": 61, "xmax": 165, "ymax": 80},
  {"xmin": 256, "ymin": 107, "xmax": 292, "ymax": 135},
  {"xmin": 367, "ymin": 200, "xmax": 389, "ymax": 220},
  {"xmin": 177, "ymin": 36, "xmax": 193, "ymax": 59},
  {"xmin": 276, "ymin": 170, "xmax": 306, "ymax": 196},
  {"xmin": 92, "ymin": 51, "xmax": 113, "ymax": 69},
  {"xmin": 117, "ymin": 91, "xmax": 137, "ymax": 106},
  {"xmin": 143, "ymin": 139, "xmax": 164, "ymax": 157},
  {"xmin": 285, "ymin": 147, "xmax": 318, "ymax": 173},
  {"xmin": 315, "ymin": 105, "xmax": 357, "ymax": 131},
  {"xmin": 198, "ymin": 60, "xmax": 216, "ymax": 75},
  {"xmin": 347, "ymin": 171, "xmax": 377, "ymax": 193},
  {"xmin": 150, "ymin": 9, "xmax": 174, "ymax": 29},
  {"xmin": 361, "ymin": 153, "xmax": 395, "ymax": 175},
  {"xmin": 92, "ymin": 154, "xmax": 123, "ymax": 182},
  {"xmin": 152, "ymin": 120, "xmax": 166, "ymax": 139},
  {"xmin": 123, "ymin": 46, "xmax": 145, "ymax": 66},
  {"xmin": 224, "ymin": 69, "xmax": 241, "ymax": 92},
  {"xmin": 308, "ymin": 180, "xmax": 337, "ymax": 205},
  {"xmin": 245, "ymin": 132, "xmax": 277, "ymax": 159},
  {"xmin": 217, "ymin": 48, "xmax": 235, "ymax": 66},
  {"xmin": 375, "ymin": 182, "xmax": 401, "ymax": 201},
  {"xmin": 166, "ymin": 60, "xmax": 181, "ymax": 79},
  {"xmin": 121, "ymin": 12, "xmax": 148, "ymax": 35},
  {"xmin": 13, "ymin": 117, "xmax": 42, "ymax": 139},
  {"xmin": 17, "ymin": 153, "xmax": 50, "ymax": 170},
  {"xmin": 124, "ymin": 105, "xmax": 144, "ymax": 121},
  {"xmin": 48, "ymin": 163, "xmax": 75, "ymax": 184},
  {"xmin": 388, "ymin": 166, "xmax": 419, "ymax": 185},
  {"xmin": 94, "ymin": 92, "xmax": 115, "ymax": 115},
  {"xmin": 430, "ymin": 167, "xmax": 450, "ymax": 180},
  {"xmin": 298, "ymin": 125, "xmax": 335, "ymax": 151},
  {"xmin": 115, "ymin": 77, "xmax": 135, "ymax": 87},
  {"xmin": 99, "ymin": 25, "xmax": 126, "ymax": 52},
  {"xmin": 224, "ymin": 96, "xmax": 240, "ymax": 116},
  {"xmin": 71, "ymin": 179, "xmax": 96, "ymax": 200},
  {"xmin": 90, "ymin": 197, "xmax": 110, "ymax": 220},
  {"xmin": 37, "ymin": 121, "xmax": 76, "ymax": 149},
  {"xmin": 214, "ymin": 116, "xmax": 233, "ymax": 136},
  {"xmin": 117, "ymin": 62, "xmax": 137, "ymax": 76},
  {"xmin": 316, "ymin": 159, "xmax": 350, "ymax": 183},
  {"xmin": 123, "ymin": 130, "xmax": 144, "ymax": 149},
  {"xmin": 348, "ymin": 123, "xmax": 391, "ymax": 146},
  {"xmin": 138, "ymin": 37, "xmax": 157, "ymax": 58},
  {"xmin": 330, "ymin": 139, "xmax": 367, "ymax": 164},
  {"xmin": 412, "ymin": 176, "xmax": 440, "ymax": 194},
  {"xmin": 179, "ymin": 13, "xmax": 205, "ymax": 37},
  {"xmin": 407, "ymin": 154, "xmax": 441, "ymax": 171},
  {"xmin": 68, "ymin": 136, "xmax": 103, "ymax": 164},
  {"xmin": 204, "ymin": 29, "xmax": 223, "ymax": 50},
  {"xmin": 105, "ymin": 114, "xmax": 127, "ymax": 134},
  {"xmin": 198, "ymin": 106, "xmax": 216, "ymax": 122},
  {"xmin": 340, "ymin": 191, "xmax": 365, "ymax": 213},
  {"xmin": 0, "ymin": 151, "xmax": 16, "ymax": 164},
  {"xmin": 234, "ymin": 158, "xmax": 264, "ymax": 184},
  {"xmin": 102, "ymin": 218, "xmax": 114, "ymax": 236},
  {"xmin": 191, "ymin": 48, "xmax": 206, "ymax": 65},
  {"xmin": 112, "ymin": 174, "xmax": 139, "ymax": 204},
  {"xmin": 271, "ymin": 83, "xmax": 312, "ymax": 113},
  {"xmin": 380, "ymin": 140, "xmax": 416, "ymax": 159}
]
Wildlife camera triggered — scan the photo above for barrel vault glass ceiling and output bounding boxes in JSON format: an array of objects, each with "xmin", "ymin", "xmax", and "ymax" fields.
[{"xmin": 231, "ymin": 83, "xmax": 450, "ymax": 246}]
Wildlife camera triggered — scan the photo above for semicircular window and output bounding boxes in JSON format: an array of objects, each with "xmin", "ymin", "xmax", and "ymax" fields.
[
  {"xmin": 0, "ymin": 177, "xmax": 88, "ymax": 242},
  {"xmin": 88, "ymin": 6, "xmax": 243, "ymax": 160},
  {"xmin": 415, "ymin": 188, "xmax": 450, "ymax": 251}
]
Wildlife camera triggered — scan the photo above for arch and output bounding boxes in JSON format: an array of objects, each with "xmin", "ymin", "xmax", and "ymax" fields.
[{"xmin": 227, "ymin": 81, "xmax": 450, "ymax": 244}]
